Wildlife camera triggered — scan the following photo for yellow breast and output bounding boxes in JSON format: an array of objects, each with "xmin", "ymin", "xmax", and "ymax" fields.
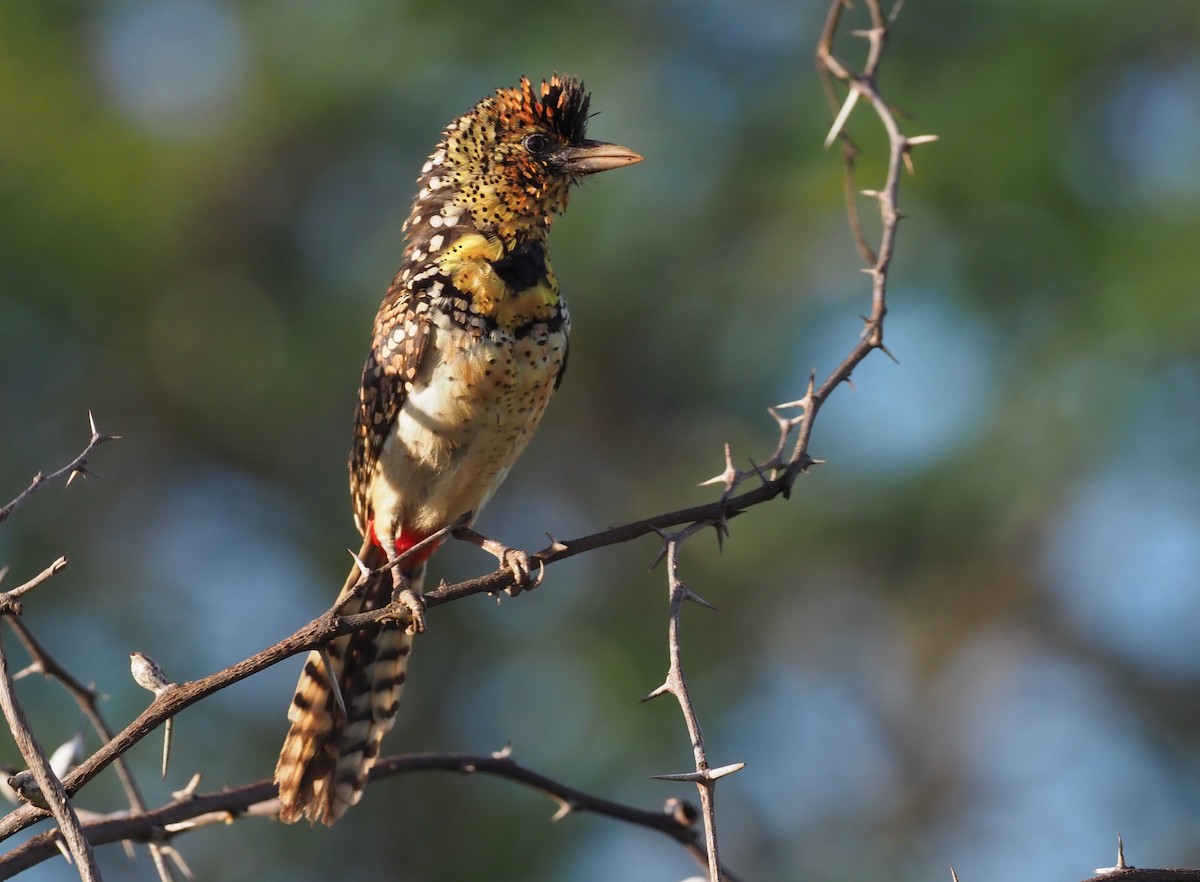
[{"xmin": 436, "ymin": 233, "xmax": 560, "ymax": 331}]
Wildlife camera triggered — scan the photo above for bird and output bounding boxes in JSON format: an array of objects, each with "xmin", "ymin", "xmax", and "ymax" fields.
[{"xmin": 274, "ymin": 75, "xmax": 642, "ymax": 825}]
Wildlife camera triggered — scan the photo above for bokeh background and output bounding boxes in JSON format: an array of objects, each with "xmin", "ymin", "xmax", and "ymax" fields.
[{"xmin": 2, "ymin": 0, "xmax": 1200, "ymax": 880}]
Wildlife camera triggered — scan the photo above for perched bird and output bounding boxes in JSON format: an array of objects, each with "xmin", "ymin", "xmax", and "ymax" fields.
[{"xmin": 275, "ymin": 75, "xmax": 642, "ymax": 825}]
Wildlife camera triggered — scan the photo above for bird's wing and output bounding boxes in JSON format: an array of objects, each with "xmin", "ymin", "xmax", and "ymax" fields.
[{"xmin": 349, "ymin": 275, "xmax": 433, "ymax": 533}]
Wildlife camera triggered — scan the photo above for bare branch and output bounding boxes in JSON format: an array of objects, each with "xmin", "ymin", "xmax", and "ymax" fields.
[
  {"xmin": 0, "ymin": 753, "xmax": 728, "ymax": 879},
  {"xmin": 7, "ymin": 618, "xmax": 176, "ymax": 870},
  {"xmin": 0, "ymin": 413, "xmax": 118, "ymax": 524},
  {"xmin": 0, "ymin": 557, "xmax": 69, "ymax": 614},
  {"xmin": 0, "ymin": 625, "xmax": 101, "ymax": 878},
  {"xmin": 646, "ymin": 523, "xmax": 743, "ymax": 882}
]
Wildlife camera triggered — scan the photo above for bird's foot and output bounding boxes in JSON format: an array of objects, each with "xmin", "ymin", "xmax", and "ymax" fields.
[
  {"xmin": 390, "ymin": 570, "xmax": 427, "ymax": 636},
  {"xmin": 454, "ymin": 526, "xmax": 544, "ymax": 596}
]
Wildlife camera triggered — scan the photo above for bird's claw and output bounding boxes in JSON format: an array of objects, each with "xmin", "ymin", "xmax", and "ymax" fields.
[
  {"xmin": 502, "ymin": 551, "xmax": 544, "ymax": 596},
  {"xmin": 393, "ymin": 585, "xmax": 427, "ymax": 636},
  {"xmin": 454, "ymin": 525, "xmax": 543, "ymax": 597}
]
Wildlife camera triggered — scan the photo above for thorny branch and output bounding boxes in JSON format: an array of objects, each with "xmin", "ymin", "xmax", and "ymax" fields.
[
  {"xmin": 0, "ymin": 413, "xmax": 117, "ymax": 525},
  {"xmin": 0, "ymin": 423, "xmax": 184, "ymax": 881},
  {"xmin": 6, "ymin": 620, "xmax": 183, "ymax": 881},
  {"xmin": 0, "ymin": 753, "xmax": 712, "ymax": 878},
  {"xmin": 0, "ymin": 624, "xmax": 100, "ymax": 879},
  {"xmin": 643, "ymin": 523, "xmax": 745, "ymax": 882},
  {"xmin": 0, "ymin": 1, "xmax": 928, "ymax": 878}
]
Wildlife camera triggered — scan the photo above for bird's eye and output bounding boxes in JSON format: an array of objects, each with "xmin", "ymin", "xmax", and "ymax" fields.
[{"xmin": 524, "ymin": 133, "xmax": 550, "ymax": 155}]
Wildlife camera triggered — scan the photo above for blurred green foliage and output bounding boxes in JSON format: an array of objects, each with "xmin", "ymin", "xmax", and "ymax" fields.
[{"xmin": 2, "ymin": 1, "xmax": 1200, "ymax": 880}]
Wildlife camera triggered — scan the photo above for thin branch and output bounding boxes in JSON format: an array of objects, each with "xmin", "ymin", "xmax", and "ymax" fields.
[
  {"xmin": 0, "ymin": 626, "xmax": 101, "ymax": 879},
  {"xmin": 7, "ymin": 620, "xmax": 179, "ymax": 876},
  {"xmin": 0, "ymin": 413, "xmax": 118, "ymax": 524},
  {"xmin": 9, "ymin": 620, "xmax": 150, "ymax": 821},
  {"xmin": 0, "ymin": 753, "xmax": 720, "ymax": 878},
  {"xmin": 1081, "ymin": 873, "xmax": 1200, "ymax": 882},
  {"xmin": 0, "ymin": 558, "xmax": 68, "ymax": 614},
  {"xmin": 644, "ymin": 523, "xmax": 744, "ymax": 882}
]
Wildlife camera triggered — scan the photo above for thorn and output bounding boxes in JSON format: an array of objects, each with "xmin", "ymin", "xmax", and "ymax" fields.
[
  {"xmin": 824, "ymin": 88, "xmax": 861, "ymax": 148},
  {"xmin": 648, "ymin": 544, "xmax": 669, "ymax": 572},
  {"xmin": 161, "ymin": 844, "xmax": 195, "ymax": 880},
  {"xmin": 707, "ymin": 761, "xmax": 746, "ymax": 780},
  {"xmin": 711, "ymin": 517, "xmax": 726, "ymax": 554},
  {"xmin": 348, "ymin": 550, "xmax": 371, "ymax": 581},
  {"xmin": 87, "ymin": 410, "xmax": 99, "ymax": 439},
  {"xmin": 48, "ymin": 732, "xmax": 85, "ymax": 779},
  {"xmin": 0, "ymin": 566, "xmax": 9, "ymax": 587},
  {"xmin": 1094, "ymin": 833, "xmax": 1132, "ymax": 874},
  {"xmin": 543, "ymin": 533, "xmax": 568, "ymax": 554},
  {"xmin": 907, "ymin": 133, "xmax": 940, "ymax": 146},
  {"xmin": 549, "ymin": 797, "xmax": 574, "ymax": 822},
  {"xmin": 12, "ymin": 662, "xmax": 41, "ymax": 681},
  {"xmin": 54, "ymin": 836, "xmax": 73, "ymax": 865},
  {"xmin": 681, "ymin": 587, "xmax": 717, "ymax": 611},
  {"xmin": 319, "ymin": 647, "xmax": 347, "ymax": 720},
  {"xmin": 903, "ymin": 150, "xmax": 916, "ymax": 175},
  {"xmin": 171, "ymin": 772, "xmax": 202, "ymax": 800},
  {"xmin": 877, "ymin": 341, "xmax": 899, "ymax": 364},
  {"xmin": 949, "ymin": 866, "xmax": 959, "ymax": 882},
  {"xmin": 640, "ymin": 681, "xmax": 672, "ymax": 703},
  {"xmin": 860, "ymin": 188, "xmax": 881, "ymax": 199},
  {"xmin": 162, "ymin": 717, "xmax": 173, "ymax": 780},
  {"xmin": 650, "ymin": 770, "xmax": 707, "ymax": 784},
  {"xmin": 746, "ymin": 458, "xmax": 771, "ymax": 486},
  {"xmin": 698, "ymin": 442, "xmax": 738, "ymax": 494},
  {"xmin": 491, "ymin": 742, "xmax": 513, "ymax": 760}
]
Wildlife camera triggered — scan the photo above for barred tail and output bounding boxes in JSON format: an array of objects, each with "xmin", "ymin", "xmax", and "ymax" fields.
[{"xmin": 275, "ymin": 540, "xmax": 419, "ymax": 825}]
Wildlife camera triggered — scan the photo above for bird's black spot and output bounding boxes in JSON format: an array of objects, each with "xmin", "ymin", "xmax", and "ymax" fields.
[{"xmin": 491, "ymin": 241, "xmax": 548, "ymax": 290}]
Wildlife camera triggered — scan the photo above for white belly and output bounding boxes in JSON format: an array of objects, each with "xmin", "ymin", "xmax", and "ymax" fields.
[{"xmin": 367, "ymin": 319, "xmax": 566, "ymax": 546}]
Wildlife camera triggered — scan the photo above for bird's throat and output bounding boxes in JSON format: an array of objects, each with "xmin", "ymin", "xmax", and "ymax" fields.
[{"xmin": 438, "ymin": 233, "xmax": 560, "ymax": 330}]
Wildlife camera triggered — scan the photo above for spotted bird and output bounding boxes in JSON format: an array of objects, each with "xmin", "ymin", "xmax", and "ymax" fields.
[{"xmin": 275, "ymin": 75, "xmax": 642, "ymax": 825}]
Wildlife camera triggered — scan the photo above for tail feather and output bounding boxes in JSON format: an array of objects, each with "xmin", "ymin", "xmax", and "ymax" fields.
[{"xmin": 275, "ymin": 540, "xmax": 420, "ymax": 825}]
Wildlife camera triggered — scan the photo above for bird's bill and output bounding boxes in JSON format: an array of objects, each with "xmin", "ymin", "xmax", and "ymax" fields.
[{"xmin": 563, "ymin": 140, "xmax": 644, "ymax": 174}]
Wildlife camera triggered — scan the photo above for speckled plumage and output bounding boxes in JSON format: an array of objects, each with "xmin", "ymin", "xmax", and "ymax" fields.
[{"xmin": 275, "ymin": 76, "xmax": 641, "ymax": 825}]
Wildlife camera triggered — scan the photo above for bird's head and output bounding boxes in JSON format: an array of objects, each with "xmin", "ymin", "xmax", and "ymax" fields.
[{"xmin": 405, "ymin": 75, "xmax": 642, "ymax": 251}]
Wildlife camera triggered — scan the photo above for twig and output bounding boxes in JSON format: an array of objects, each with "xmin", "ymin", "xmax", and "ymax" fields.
[
  {"xmin": 0, "ymin": 626, "xmax": 101, "ymax": 879},
  {"xmin": 0, "ymin": 412, "xmax": 118, "ymax": 524},
  {"xmin": 0, "ymin": 558, "xmax": 68, "ymax": 614},
  {"xmin": 0, "ymin": 753, "xmax": 718, "ymax": 878},
  {"xmin": 8, "ymin": 620, "xmax": 178, "ymax": 877},
  {"xmin": 644, "ymin": 523, "xmax": 744, "ymax": 882}
]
